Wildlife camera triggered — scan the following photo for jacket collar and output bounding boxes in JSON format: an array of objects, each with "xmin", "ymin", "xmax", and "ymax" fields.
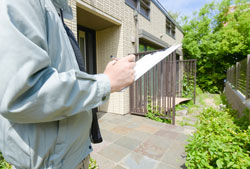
[{"xmin": 51, "ymin": 0, "xmax": 73, "ymax": 20}]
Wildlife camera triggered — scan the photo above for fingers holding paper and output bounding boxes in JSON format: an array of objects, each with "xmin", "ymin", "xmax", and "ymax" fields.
[{"xmin": 104, "ymin": 55, "xmax": 136, "ymax": 93}]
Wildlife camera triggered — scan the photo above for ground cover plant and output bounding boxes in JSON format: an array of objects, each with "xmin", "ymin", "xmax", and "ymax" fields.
[
  {"xmin": 185, "ymin": 106, "xmax": 250, "ymax": 168},
  {"xmin": 146, "ymin": 96, "xmax": 171, "ymax": 124}
]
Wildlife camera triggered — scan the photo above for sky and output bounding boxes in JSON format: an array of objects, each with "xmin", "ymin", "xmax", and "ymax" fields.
[{"xmin": 157, "ymin": 0, "xmax": 222, "ymax": 18}]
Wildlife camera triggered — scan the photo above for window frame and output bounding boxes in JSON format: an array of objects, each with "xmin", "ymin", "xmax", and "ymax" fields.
[
  {"xmin": 139, "ymin": 0, "xmax": 150, "ymax": 19},
  {"xmin": 166, "ymin": 18, "xmax": 176, "ymax": 39},
  {"xmin": 125, "ymin": 0, "xmax": 151, "ymax": 20},
  {"xmin": 125, "ymin": 0, "xmax": 138, "ymax": 10}
]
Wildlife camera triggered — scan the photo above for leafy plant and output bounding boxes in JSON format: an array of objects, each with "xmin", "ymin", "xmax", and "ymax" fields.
[
  {"xmin": 0, "ymin": 152, "xmax": 11, "ymax": 169},
  {"xmin": 182, "ymin": 73, "xmax": 195, "ymax": 98},
  {"xmin": 185, "ymin": 107, "xmax": 250, "ymax": 168},
  {"xmin": 146, "ymin": 97, "xmax": 171, "ymax": 124},
  {"xmin": 88, "ymin": 157, "xmax": 98, "ymax": 169}
]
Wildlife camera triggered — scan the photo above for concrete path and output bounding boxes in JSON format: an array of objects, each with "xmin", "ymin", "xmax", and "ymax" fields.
[{"xmin": 91, "ymin": 112, "xmax": 195, "ymax": 169}]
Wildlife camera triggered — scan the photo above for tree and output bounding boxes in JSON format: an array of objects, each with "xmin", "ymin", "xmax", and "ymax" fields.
[{"xmin": 182, "ymin": 0, "xmax": 250, "ymax": 93}]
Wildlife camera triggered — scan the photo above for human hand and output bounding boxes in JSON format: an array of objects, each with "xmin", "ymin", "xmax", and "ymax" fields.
[{"xmin": 104, "ymin": 55, "xmax": 136, "ymax": 92}]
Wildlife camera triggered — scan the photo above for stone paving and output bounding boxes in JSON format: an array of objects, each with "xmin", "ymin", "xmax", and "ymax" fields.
[{"xmin": 91, "ymin": 112, "xmax": 195, "ymax": 169}]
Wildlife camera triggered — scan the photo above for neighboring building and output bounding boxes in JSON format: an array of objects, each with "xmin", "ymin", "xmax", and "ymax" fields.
[{"xmin": 65, "ymin": 0, "xmax": 184, "ymax": 115}]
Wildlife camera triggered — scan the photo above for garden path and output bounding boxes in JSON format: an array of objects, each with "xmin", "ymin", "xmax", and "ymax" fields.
[
  {"xmin": 92, "ymin": 92, "xmax": 222, "ymax": 169},
  {"xmin": 91, "ymin": 112, "xmax": 193, "ymax": 169}
]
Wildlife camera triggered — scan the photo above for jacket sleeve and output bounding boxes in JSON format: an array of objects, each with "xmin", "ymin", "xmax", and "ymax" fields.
[{"xmin": 0, "ymin": 0, "xmax": 110, "ymax": 123}]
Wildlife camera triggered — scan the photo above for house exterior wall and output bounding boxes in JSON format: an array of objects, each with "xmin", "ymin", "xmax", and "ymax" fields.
[
  {"xmin": 65, "ymin": 0, "xmax": 183, "ymax": 115},
  {"xmin": 138, "ymin": 2, "xmax": 183, "ymax": 47},
  {"xmin": 65, "ymin": 0, "xmax": 77, "ymax": 37}
]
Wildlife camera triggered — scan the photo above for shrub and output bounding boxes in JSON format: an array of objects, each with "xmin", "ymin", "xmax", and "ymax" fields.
[{"xmin": 185, "ymin": 108, "xmax": 250, "ymax": 168}]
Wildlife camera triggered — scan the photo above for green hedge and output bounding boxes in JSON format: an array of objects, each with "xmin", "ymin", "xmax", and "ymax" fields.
[{"xmin": 185, "ymin": 108, "xmax": 250, "ymax": 169}]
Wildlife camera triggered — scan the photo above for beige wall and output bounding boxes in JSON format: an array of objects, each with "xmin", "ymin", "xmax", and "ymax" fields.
[
  {"xmin": 96, "ymin": 25, "xmax": 131, "ymax": 114},
  {"xmin": 65, "ymin": 0, "xmax": 78, "ymax": 37},
  {"xmin": 138, "ymin": 2, "xmax": 183, "ymax": 50},
  {"xmin": 66, "ymin": 0, "xmax": 183, "ymax": 115}
]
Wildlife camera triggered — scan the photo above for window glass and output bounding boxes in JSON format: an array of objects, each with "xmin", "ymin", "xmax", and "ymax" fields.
[
  {"xmin": 139, "ymin": 44, "xmax": 146, "ymax": 52},
  {"xmin": 147, "ymin": 46, "xmax": 155, "ymax": 51},
  {"xmin": 139, "ymin": 43, "xmax": 157, "ymax": 52},
  {"xmin": 125, "ymin": 0, "xmax": 137, "ymax": 9},
  {"xmin": 140, "ymin": 0, "xmax": 150, "ymax": 18},
  {"xmin": 166, "ymin": 18, "xmax": 176, "ymax": 38},
  {"xmin": 125, "ymin": 0, "xmax": 150, "ymax": 19}
]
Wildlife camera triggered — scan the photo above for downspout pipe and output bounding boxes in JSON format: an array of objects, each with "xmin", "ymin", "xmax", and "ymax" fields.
[{"xmin": 134, "ymin": 7, "xmax": 139, "ymax": 53}]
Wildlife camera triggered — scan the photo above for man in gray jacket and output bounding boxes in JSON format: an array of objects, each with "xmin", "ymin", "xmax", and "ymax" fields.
[{"xmin": 0, "ymin": 0, "xmax": 135, "ymax": 168}]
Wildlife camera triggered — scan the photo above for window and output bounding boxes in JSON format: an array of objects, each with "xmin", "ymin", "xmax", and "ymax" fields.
[
  {"xmin": 140, "ymin": 0, "xmax": 150, "ymax": 18},
  {"xmin": 125, "ymin": 0, "xmax": 137, "ymax": 9},
  {"xmin": 125, "ymin": 0, "xmax": 151, "ymax": 19},
  {"xmin": 166, "ymin": 18, "xmax": 176, "ymax": 39},
  {"xmin": 139, "ymin": 43, "xmax": 156, "ymax": 52}
]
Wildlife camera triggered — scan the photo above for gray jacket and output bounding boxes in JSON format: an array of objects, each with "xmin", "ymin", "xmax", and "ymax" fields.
[{"xmin": 0, "ymin": 0, "xmax": 110, "ymax": 168}]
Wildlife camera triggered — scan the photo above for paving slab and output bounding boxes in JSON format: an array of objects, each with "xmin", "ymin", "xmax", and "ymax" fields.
[
  {"xmin": 114, "ymin": 136, "xmax": 143, "ymax": 151},
  {"xmin": 100, "ymin": 129, "xmax": 123, "ymax": 143},
  {"xmin": 135, "ymin": 124, "xmax": 160, "ymax": 134},
  {"xmin": 121, "ymin": 152, "xmax": 158, "ymax": 169},
  {"xmin": 91, "ymin": 152, "xmax": 116, "ymax": 169},
  {"xmin": 111, "ymin": 126, "xmax": 133, "ymax": 135},
  {"xmin": 154, "ymin": 162, "xmax": 177, "ymax": 169},
  {"xmin": 91, "ymin": 112, "xmax": 190, "ymax": 169},
  {"xmin": 161, "ymin": 141, "xmax": 187, "ymax": 168},
  {"xmin": 98, "ymin": 144, "xmax": 130, "ymax": 162},
  {"xmin": 154, "ymin": 129, "xmax": 180, "ymax": 140},
  {"xmin": 134, "ymin": 140, "xmax": 167, "ymax": 160},
  {"xmin": 112, "ymin": 165, "xmax": 127, "ymax": 169},
  {"xmin": 126, "ymin": 130, "xmax": 151, "ymax": 141}
]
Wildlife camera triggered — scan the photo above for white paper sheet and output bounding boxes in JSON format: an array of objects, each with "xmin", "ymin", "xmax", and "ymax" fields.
[{"xmin": 134, "ymin": 43, "xmax": 182, "ymax": 81}]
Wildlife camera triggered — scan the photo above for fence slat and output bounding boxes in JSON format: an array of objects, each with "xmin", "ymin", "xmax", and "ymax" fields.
[
  {"xmin": 129, "ymin": 50, "xmax": 197, "ymax": 125},
  {"xmin": 194, "ymin": 60, "xmax": 197, "ymax": 104},
  {"xmin": 236, "ymin": 63, "xmax": 239, "ymax": 90},
  {"xmin": 172, "ymin": 52, "xmax": 176, "ymax": 125},
  {"xmin": 246, "ymin": 54, "xmax": 250, "ymax": 99}
]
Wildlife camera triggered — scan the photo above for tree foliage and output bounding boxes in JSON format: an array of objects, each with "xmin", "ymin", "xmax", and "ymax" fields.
[{"xmin": 182, "ymin": 0, "xmax": 250, "ymax": 93}]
